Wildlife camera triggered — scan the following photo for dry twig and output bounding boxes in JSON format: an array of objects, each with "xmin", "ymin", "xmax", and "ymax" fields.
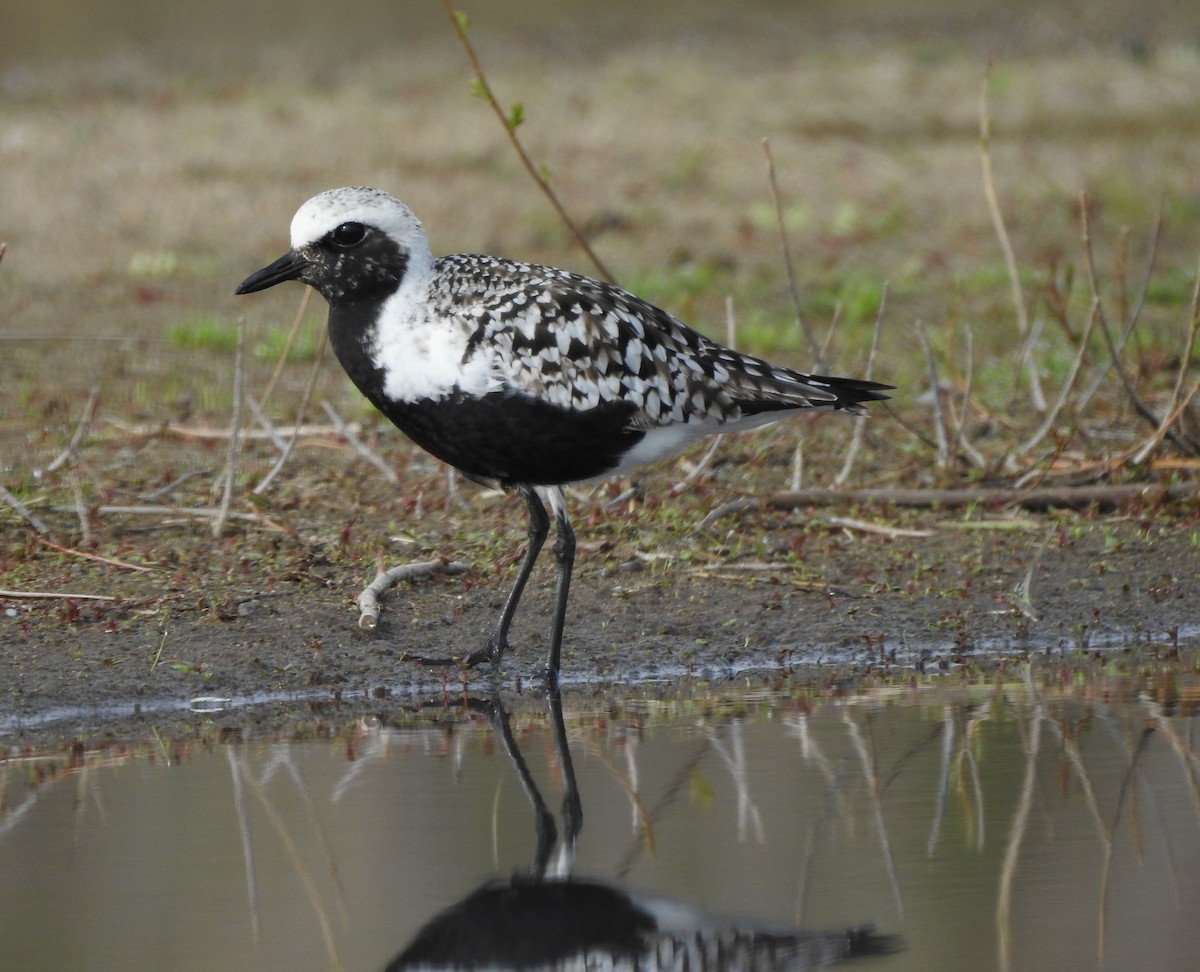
[
  {"xmin": 255, "ymin": 322, "xmax": 330, "ymax": 494},
  {"xmin": 321, "ymin": 401, "xmax": 399, "ymax": 485},
  {"xmin": 358, "ymin": 559, "xmax": 470, "ymax": 631},
  {"xmin": 441, "ymin": 1, "xmax": 614, "ymax": 283},
  {"xmin": 762, "ymin": 137, "xmax": 823, "ymax": 369},
  {"xmin": 834, "ymin": 282, "xmax": 887, "ymax": 486},
  {"xmin": 1016, "ymin": 297, "xmax": 1101, "ymax": 458},
  {"xmin": 0, "ymin": 482, "xmax": 55, "ymax": 538},
  {"xmin": 916, "ymin": 321, "xmax": 949, "ymax": 468},
  {"xmin": 259, "ymin": 287, "xmax": 313, "ymax": 411},
  {"xmin": 980, "ymin": 70, "xmax": 1046, "ymax": 411},
  {"xmin": 770, "ymin": 482, "xmax": 1199, "ymax": 511},
  {"xmin": 37, "ymin": 537, "xmax": 153, "ymax": 572},
  {"xmin": 43, "ymin": 386, "xmax": 100, "ymax": 476},
  {"xmin": 0, "ymin": 589, "xmax": 116, "ymax": 602},
  {"xmin": 213, "ymin": 317, "xmax": 246, "ymax": 537}
]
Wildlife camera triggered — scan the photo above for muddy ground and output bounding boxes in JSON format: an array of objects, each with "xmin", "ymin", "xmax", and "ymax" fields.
[
  {"xmin": 4, "ymin": 438, "xmax": 1199, "ymax": 744},
  {"xmin": 4, "ymin": 2, "xmax": 1200, "ymax": 742}
]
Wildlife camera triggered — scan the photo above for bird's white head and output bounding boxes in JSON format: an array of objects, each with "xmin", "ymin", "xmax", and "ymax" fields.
[
  {"xmin": 237, "ymin": 187, "xmax": 434, "ymax": 304},
  {"xmin": 289, "ymin": 187, "xmax": 427, "ymax": 254}
]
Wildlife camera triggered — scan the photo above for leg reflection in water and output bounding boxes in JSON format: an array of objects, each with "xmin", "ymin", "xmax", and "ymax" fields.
[{"xmin": 383, "ymin": 689, "xmax": 899, "ymax": 972}]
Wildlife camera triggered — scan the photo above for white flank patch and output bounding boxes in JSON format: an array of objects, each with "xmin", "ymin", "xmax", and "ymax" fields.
[{"xmin": 612, "ymin": 423, "xmax": 710, "ymax": 475}]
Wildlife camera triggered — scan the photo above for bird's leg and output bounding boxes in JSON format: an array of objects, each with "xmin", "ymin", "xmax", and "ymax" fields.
[
  {"xmin": 542, "ymin": 503, "xmax": 575, "ymax": 688},
  {"xmin": 466, "ymin": 484, "xmax": 549, "ymax": 669}
]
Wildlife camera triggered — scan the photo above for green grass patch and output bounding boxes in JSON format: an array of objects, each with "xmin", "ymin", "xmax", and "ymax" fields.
[
  {"xmin": 166, "ymin": 314, "xmax": 239, "ymax": 353},
  {"xmin": 166, "ymin": 315, "xmax": 321, "ymax": 363}
]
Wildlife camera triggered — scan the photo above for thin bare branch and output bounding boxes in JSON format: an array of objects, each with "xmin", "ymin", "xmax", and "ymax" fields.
[
  {"xmin": 917, "ymin": 321, "xmax": 950, "ymax": 468},
  {"xmin": 762, "ymin": 137, "xmax": 824, "ymax": 369},
  {"xmin": 37, "ymin": 537, "xmax": 153, "ymax": 572},
  {"xmin": 1130, "ymin": 380, "xmax": 1200, "ymax": 466},
  {"xmin": 259, "ymin": 287, "xmax": 313, "ymax": 411},
  {"xmin": 441, "ymin": 2, "xmax": 615, "ymax": 283},
  {"xmin": 320, "ymin": 401, "xmax": 398, "ymax": 485},
  {"xmin": 952, "ymin": 326, "xmax": 989, "ymax": 468},
  {"xmin": 980, "ymin": 70, "xmax": 1046, "ymax": 411},
  {"xmin": 1077, "ymin": 192, "xmax": 1194, "ymax": 452},
  {"xmin": 769, "ymin": 481, "xmax": 1200, "ymax": 511},
  {"xmin": 246, "ymin": 396, "xmax": 288, "ymax": 454},
  {"xmin": 43, "ymin": 386, "xmax": 100, "ymax": 475},
  {"xmin": 835, "ymin": 281, "xmax": 887, "ymax": 485},
  {"xmin": 1075, "ymin": 207, "xmax": 1164, "ymax": 413},
  {"xmin": 0, "ymin": 589, "xmax": 116, "ymax": 601},
  {"xmin": 254, "ymin": 321, "xmax": 330, "ymax": 494},
  {"xmin": 1017, "ymin": 297, "xmax": 1100, "ymax": 457},
  {"xmin": 213, "ymin": 317, "xmax": 246, "ymax": 538},
  {"xmin": 0, "ymin": 482, "xmax": 55, "ymax": 538}
]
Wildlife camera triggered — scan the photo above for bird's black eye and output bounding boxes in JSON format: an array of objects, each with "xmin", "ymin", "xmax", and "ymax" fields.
[{"xmin": 330, "ymin": 222, "xmax": 367, "ymax": 248}]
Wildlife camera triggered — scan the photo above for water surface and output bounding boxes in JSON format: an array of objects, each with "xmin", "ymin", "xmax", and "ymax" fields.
[{"xmin": 2, "ymin": 679, "xmax": 1198, "ymax": 971}]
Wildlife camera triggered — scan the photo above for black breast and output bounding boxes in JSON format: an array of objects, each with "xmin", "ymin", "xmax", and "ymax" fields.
[{"xmin": 378, "ymin": 392, "xmax": 643, "ymax": 487}]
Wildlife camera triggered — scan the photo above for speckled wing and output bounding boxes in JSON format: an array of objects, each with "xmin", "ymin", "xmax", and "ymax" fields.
[{"xmin": 434, "ymin": 255, "xmax": 874, "ymax": 432}]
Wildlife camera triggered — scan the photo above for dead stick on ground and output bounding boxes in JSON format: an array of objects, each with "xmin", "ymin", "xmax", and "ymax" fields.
[
  {"xmin": 37, "ymin": 537, "xmax": 153, "ymax": 572},
  {"xmin": 0, "ymin": 482, "xmax": 55, "ymax": 538},
  {"xmin": 107, "ymin": 420, "xmax": 348, "ymax": 441},
  {"xmin": 0, "ymin": 589, "xmax": 116, "ymax": 601},
  {"xmin": 822, "ymin": 515, "xmax": 933, "ymax": 539},
  {"xmin": 441, "ymin": 1, "xmax": 615, "ymax": 284},
  {"xmin": 698, "ymin": 496, "xmax": 762, "ymax": 531},
  {"xmin": 358, "ymin": 560, "xmax": 470, "ymax": 631},
  {"xmin": 52, "ymin": 504, "xmax": 269, "ymax": 524},
  {"xmin": 770, "ymin": 482, "xmax": 1200, "ymax": 511},
  {"xmin": 69, "ymin": 469, "xmax": 91, "ymax": 545}
]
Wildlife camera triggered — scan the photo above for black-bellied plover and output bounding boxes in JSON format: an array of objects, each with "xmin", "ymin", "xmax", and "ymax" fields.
[{"xmin": 236, "ymin": 187, "xmax": 891, "ymax": 684}]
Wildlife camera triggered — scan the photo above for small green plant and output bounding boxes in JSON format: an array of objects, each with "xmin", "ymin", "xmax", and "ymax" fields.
[
  {"xmin": 166, "ymin": 314, "xmax": 239, "ymax": 352},
  {"xmin": 253, "ymin": 327, "xmax": 320, "ymax": 363}
]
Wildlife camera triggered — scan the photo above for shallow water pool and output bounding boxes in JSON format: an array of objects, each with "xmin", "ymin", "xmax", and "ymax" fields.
[{"xmin": 2, "ymin": 676, "xmax": 1198, "ymax": 971}]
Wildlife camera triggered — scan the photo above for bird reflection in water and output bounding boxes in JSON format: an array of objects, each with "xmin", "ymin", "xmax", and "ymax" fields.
[{"xmin": 383, "ymin": 690, "xmax": 898, "ymax": 971}]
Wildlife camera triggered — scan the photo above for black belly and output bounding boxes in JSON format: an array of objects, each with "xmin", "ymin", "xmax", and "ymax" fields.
[{"xmin": 372, "ymin": 392, "xmax": 644, "ymax": 487}]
